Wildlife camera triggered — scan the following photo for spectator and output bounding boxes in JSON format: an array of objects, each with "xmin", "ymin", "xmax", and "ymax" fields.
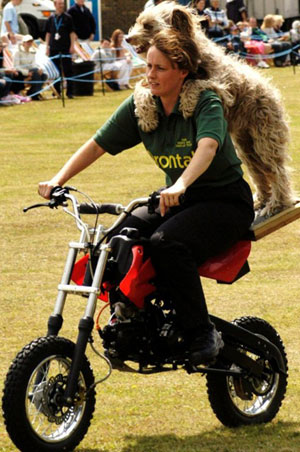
[
  {"xmin": 13, "ymin": 34, "xmax": 47, "ymax": 100},
  {"xmin": 1, "ymin": 0, "xmax": 23, "ymax": 45},
  {"xmin": 261, "ymin": 14, "xmax": 291, "ymax": 67},
  {"xmin": 0, "ymin": 36, "xmax": 13, "ymax": 101},
  {"xmin": 0, "ymin": 36, "xmax": 30, "ymax": 102},
  {"xmin": 241, "ymin": 17, "xmax": 273, "ymax": 68},
  {"xmin": 225, "ymin": 23, "xmax": 246, "ymax": 55},
  {"xmin": 45, "ymin": 0, "xmax": 76, "ymax": 98},
  {"xmin": 290, "ymin": 20, "xmax": 300, "ymax": 44},
  {"xmin": 110, "ymin": 28, "xmax": 132, "ymax": 90},
  {"xmin": 189, "ymin": 0, "xmax": 210, "ymax": 35},
  {"xmin": 67, "ymin": 0, "xmax": 96, "ymax": 43},
  {"xmin": 225, "ymin": 0, "xmax": 247, "ymax": 24},
  {"xmin": 290, "ymin": 20, "xmax": 300, "ymax": 65},
  {"xmin": 91, "ymin": 37, "xmax": 120, "ymax": 91},
  {"xmin": 248, "ymin": 17, "xmax": 268, "ymax": 42},
  {"xmin": 273, "ymin": 15, "xmax": 289, "ymax": 39},
  {"xmin": 204, "ymin": 0, "xmax": 228, "ymax": 40}
]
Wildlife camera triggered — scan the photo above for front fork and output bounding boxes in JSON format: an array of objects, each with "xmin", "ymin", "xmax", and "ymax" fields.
[{"xmin": 46, "ymin": 235, "xmax": 111, "ymax": 401}]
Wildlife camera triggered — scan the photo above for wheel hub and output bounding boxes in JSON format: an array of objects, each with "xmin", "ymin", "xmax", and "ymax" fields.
[{"xmin": 41, "ymin": 374, "xmax": 72, "ymax": 425}]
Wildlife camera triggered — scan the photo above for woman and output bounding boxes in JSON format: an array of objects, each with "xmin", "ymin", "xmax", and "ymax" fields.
[
  {"xmin": 261, "ymin": 14, "xmax": 291, "ymax": 67},
  {"xmin": 110, "ymin": 28, "xmax": 133, "ymax": 89},
  {"xmin": 189, "ymin": 0, "xmax": 209, "ymax": 34},
  {"xmin": 39, "ymin": 22, "xmax": 254, "ymax": 365},
  {"xmin": 13, "ymin": 34, "xmax": 47, "ymax": 100}
]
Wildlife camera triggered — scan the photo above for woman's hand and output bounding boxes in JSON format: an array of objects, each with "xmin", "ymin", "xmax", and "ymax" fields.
[
  {"xmin": 159, "ymin": 179, "xmax": 186, "ymax": 217},
  {"xmin": 38, "ymin": 180, "xmax": 59, "ymax": 200}
]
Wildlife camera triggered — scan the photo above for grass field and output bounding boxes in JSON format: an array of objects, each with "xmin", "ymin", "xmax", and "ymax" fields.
[{"xmin": 1, "ymin": 68, "xmax": 300, "ymax": 452}]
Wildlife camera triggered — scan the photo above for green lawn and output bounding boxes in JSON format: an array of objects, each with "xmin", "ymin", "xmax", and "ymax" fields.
[{"xmin": 1, "ymin": 68, "xmax": 300, "ymax": 451}]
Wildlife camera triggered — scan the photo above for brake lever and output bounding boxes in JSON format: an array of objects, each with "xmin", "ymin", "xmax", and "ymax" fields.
[
  {"xmin": 23, "ymin": 201, "xmax": 55, "ymax": 213},
  {"xmin": 23, "ymin": 187, "xmax": 69, "ymax": 213}
]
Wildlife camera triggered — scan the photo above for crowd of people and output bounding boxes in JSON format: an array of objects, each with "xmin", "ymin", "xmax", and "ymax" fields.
[
  {"xmin": 1, "ymin": 0, "xmax": 300, "ymax": 105},
  {"xmin": 0, "ymin": 0, "xmax": 134, "ymax": 104},
  {"xmin": 189, "ymin": 0, "xmax": 300, "ymax": 68}
]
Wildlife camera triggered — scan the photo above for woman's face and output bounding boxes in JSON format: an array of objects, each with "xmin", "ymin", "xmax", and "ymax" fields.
[
  {"xmin": 146, "ymin": 46, "xmax": 188, "ymax": 99},
  {"xmin": 196, "ymin": 0, "xmax": 205, "ymax": 10},
  {"xmin": 117, "ymin": 33, "xmax": 124, "ymax": 45},
  {"xmin": 23, "ymin": 40, "xmax": 33, "ymax": 50}
]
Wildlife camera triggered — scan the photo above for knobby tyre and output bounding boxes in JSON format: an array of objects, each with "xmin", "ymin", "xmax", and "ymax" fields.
[
  {"xmin": 206, "ymin": 316, "xmax": 288, "ymax": 427},
  {"xmin": 2, "ymin": 336, "xmax": 96, "ymax": 452}
]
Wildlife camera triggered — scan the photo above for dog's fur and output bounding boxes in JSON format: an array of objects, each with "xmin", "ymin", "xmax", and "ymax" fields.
[{"xmin": 127, "ymin": 1, "xmax": 296, "ymax": 214}]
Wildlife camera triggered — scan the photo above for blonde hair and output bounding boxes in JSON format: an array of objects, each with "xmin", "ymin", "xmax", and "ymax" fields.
[
  {"xmin": 273, "ymin": 14, "xmax": 284, "ymax": 28},
  {"xmin": 261, "ymin": 14, "xmax": 275, "ymax": 30}
]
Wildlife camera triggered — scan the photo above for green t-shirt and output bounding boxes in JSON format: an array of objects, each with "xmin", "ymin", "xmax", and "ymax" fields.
[{"xmin": 93, "ymin": 89, "xmax": 242, "ymax": 190}]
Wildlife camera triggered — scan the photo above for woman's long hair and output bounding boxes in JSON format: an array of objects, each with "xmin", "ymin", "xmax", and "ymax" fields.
[
  {"xmin": 110, "ymin": 29, "xmax": 124, "ymax": 58},
  {"xmin": 149, "ymin": 24, "xmax": 204, "ymax": 79}
]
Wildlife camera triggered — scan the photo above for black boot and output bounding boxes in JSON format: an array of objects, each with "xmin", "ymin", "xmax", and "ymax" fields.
[{"xmin": 187, "ymin": 324, "xmax": 224, "ymax": 365}]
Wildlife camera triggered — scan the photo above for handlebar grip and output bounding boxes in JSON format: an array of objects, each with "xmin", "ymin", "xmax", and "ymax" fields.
[{"xmin": 79, "ymin": 202, "xmax": 123, "ymax": 215}]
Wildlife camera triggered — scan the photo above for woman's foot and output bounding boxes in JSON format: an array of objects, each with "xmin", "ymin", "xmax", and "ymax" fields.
[{"xmin": 188, "ymin": 324, "xmax": 224, "ymax": 365}]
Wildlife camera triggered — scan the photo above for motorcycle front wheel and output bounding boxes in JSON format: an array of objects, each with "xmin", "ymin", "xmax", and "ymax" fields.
[
  {"xmin": 2, "ymin": 336, "xmax": 96, "ymax": 452},
  {"xmin": 206, "ymin": 316, "xmax": 288, "ymax": 427}
]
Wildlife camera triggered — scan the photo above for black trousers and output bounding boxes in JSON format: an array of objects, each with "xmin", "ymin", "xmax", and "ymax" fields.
[
  {"xmin": 50, "ymin": 50, "xmax": 73, "ymax": 96},
  {"xmin": 10, "ymin": 71, "xmax": 25, "ymax": 94},
  {"xmin": 110, "ymin": 179, "xmax": 254, "ymax": 331},
  {"xmin": 26, "ymin": 68, "xmax": 47, "ymax": 98}
]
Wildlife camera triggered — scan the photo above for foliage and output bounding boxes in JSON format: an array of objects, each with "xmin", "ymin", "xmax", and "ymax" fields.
[{"xmin": 0, "ymin": 68, "xmax": 300, "ymax": 451}]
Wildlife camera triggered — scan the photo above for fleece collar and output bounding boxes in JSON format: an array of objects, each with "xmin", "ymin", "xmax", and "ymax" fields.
[{"xmin": 133, "ymin": 78, "xmax": 232, "ymax": 132}]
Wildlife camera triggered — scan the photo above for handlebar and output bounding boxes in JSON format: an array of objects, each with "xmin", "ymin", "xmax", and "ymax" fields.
[
  {"xmin": 24, "ymin": 186, "xmax": 185, "ymax": 217},
  {"xmin": 23, "ymin": 186, "xmax": 69, "ymax": 212},
  {"xmin": 78, "ymin": 202, "xmax": 124, "ymax": 216}
]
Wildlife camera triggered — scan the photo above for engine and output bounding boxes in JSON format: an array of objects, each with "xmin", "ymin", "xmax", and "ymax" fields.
[{"xmin": 100, "ymin": 296, "xmax": 187, "ymax": 367}]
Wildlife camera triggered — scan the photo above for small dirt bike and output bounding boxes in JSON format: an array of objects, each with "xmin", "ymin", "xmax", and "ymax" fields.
[{"xmin": 2, "ymin": 186, "xmax": 288, "ymax": 452}]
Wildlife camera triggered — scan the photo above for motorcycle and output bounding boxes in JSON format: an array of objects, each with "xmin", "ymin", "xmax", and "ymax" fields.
[{"xmin": 2, "ymin": 186, "xmax": 288, "ymax": 452}]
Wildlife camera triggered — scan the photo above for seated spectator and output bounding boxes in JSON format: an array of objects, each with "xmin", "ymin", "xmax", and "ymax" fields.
[
  {"xmin": 0, "ymin": 37, "xmax": 12, "ymax": 100},
  {"xmin": 189, "ymin": 0, "xmax": 210, "ymax": 35},
  {"xmin": 91, "ymin": 37, "xmax": 120, "ymax": 91},
  {"xmin": 110, "ymin": 28, "xmax": 133, "ymax": 90},
  {"xmin": 243, "ymin": 17, "xmax": 273, "ymax": 68},
  {"xmin": 13, "ymin": 34, "xmax": 47, "ymax": 100},
  {"xmin": 204, "ymin": 0, "xmax": 229, "ymax": 40},
  {"xmin": 0, "ymin": 36, "xmax": 28, "ymax": 103},
  {"xmin": 225, "ymin": 23, "xmax": 246, "ymax": 55},
  {"xmin": 273, "ymin": 15, "xmax": 290, "ymax": 41},
  {"xmin": 236, "ymin": 20, "xmax": 251, "ymax": 36},
  {"xmin": 261, "ymin": 14, "xmax": 292, "ymax": 66},
  {"xmin": 290, "ymin": 20, "xmax": 300, "ymax": 65}
]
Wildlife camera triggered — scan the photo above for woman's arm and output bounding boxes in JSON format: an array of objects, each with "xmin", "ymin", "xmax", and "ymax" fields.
[
  {"xmin": 159, "ymin": 137, "xmax": 218, "ymax": 217},
  {"xmin": 38, "ymin": 138, "xmax": 106, "ymax": 199}
]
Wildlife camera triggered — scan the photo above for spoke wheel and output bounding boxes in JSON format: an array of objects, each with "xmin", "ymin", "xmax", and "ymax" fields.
[
  {"xmin": 2, "ymin": 336, "xmax": 95, "ymax": 452},
  {"xmin": 206, "ymin": 316, "xmax": 288, "ymax": 427}
]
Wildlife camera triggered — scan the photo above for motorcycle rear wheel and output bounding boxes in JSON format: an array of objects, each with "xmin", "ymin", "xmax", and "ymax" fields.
[
  {"xmin": 2, "ymin": 336, "xmax": 96, "ymax": 452},
  {"xmin": 206, "ymin": 316, "xmax": 288, "ymax": 427}
]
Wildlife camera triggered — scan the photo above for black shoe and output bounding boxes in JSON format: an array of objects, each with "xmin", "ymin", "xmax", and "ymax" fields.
[
  {"xmin": 188, "ymin": 324, "xmax": 224, "ymax": 365},
  {"xmin": 67, "ymin": 94, "xmax": 74, "ymax": 99}
]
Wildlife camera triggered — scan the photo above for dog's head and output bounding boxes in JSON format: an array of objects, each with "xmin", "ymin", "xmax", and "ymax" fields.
[{"xmin": 127, "ymin": 1, "xmax": 200, "ymax": 59}]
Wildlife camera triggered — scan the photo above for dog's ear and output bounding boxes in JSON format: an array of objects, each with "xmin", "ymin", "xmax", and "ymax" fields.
[{"xmin": 171, "ymin": 8, "xmax": 194, "ymax": 37}]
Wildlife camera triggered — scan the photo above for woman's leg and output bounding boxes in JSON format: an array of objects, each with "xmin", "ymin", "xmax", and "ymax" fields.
[
  {"xmin": 149, "ymin": 195, "xmax": 253, "ymax": 363},
  {"xmin": 27, "ymin": 68, "xmax": 45, "ymax": 98}
]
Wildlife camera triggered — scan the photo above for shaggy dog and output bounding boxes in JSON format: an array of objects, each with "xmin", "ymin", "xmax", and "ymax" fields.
[{"xmin": 127, "ymin": 1, "xmax": 296, "ymax": 216}]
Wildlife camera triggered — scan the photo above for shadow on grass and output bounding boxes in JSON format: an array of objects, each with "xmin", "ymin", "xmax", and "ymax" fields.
[{"xmin": 77, "ymin": 421, "xmax": 300, "ymax": 452}]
